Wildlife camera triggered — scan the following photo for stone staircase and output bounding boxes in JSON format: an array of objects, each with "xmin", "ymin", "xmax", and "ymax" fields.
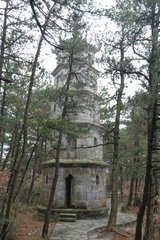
[{"xmin": 59, "ymin": 213, "xmax": 77, "ymax": 222}]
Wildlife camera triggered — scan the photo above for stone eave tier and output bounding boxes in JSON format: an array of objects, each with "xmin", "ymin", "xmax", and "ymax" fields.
[
  {"xmin": 41, "ymin": 159, "xmax": 108, "ymax": 168},
  {"xmin": 52, "ymin": 63, "xmax": 100, "ymax": 77},
  {"xmin": 74, "ymin": 121, "xmax": 104, "ymax": 131}
]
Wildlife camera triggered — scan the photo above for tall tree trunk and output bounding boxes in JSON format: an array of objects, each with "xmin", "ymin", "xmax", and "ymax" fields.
[
  {"xmin": 0, "ymin": 1, "xmax": 10, "ymax": 164},
  {"xmin": 135, "ymin": 72, "xmax": 158, "ymax": 240},
  {"xmin": 41, "ymin": 49, "xmax": 74, "ymax": 238},
  {"xmin": 27, "ymin": 168, "xmax": 36, "ymax": 205},
  {"xmin": 0, "ymin": 82, "xmax": 7, "ymax": 163},
  {"xmin": 129, "ymin": 139, "xmax": 139, "ymax": 207},
  {"xmin": 127, "ymin": 176, "xmax": 135, "ymax": 207},
  {"xmin": 135, "ymin": 3, "xmax": 160, "ymax": 239},
  {"xmin": 13, "ymin": 134, "xmax": 41, "ymax": 202},
  {"xmin": 119, "ymin": 166, "xmax": 123, "ymax": 202},
  {"xmin": 41, "ymin": 132, "xmax": 62, "ymax": 238},
  {"xmin": 0, "ymin": 14, "xmax": 48, "ymax": 240},
  {"xmin": 107, "ymin": 33, "xmax": 125, "ymax": 229},
  {"xmin": 1, "ymin": 123, "xmax": 19, "ymax": 171},
  {"xmin": 144, "ymin": 168, "xmax": 155, "ymax": 240},
  {"xmin": 144, "ymin": 99, "xmax": 160, "ymax": 240},
  {"xmin": 135, "ymin": 113, "xmax": 153, "ymax": 240},
  {"xmin": 133, "ymin": 178, "xmax": 138, "ymax": 206}
]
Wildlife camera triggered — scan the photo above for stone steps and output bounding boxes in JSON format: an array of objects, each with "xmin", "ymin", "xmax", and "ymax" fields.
[{"xmin": 59, "ymin": 213, "xmax": 77, "ymax": 222}]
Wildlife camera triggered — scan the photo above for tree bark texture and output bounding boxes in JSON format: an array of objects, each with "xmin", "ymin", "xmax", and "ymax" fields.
[{"xmin": 107, "ymin": 32, "xmax": 125, "ymax": 228}]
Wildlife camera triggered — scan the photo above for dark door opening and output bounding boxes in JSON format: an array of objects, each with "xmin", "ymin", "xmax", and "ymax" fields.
[{"xmin": 65, "ymin": 174, "xmax": 73, "ymax": 208}]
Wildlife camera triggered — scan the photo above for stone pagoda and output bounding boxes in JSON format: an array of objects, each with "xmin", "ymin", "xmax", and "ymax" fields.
[{"xmin": 40, "ymin": 35, "xmax": 108, "ymax": 218}]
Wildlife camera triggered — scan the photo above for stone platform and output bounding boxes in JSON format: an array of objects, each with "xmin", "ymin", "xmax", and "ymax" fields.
[
  {"xmin": 51, "ymin": 211, "xmax": 136, "ymax": 240},
  {"xmin": 37, "ymin": 205, "xmax": 109, "ymax": 220}
]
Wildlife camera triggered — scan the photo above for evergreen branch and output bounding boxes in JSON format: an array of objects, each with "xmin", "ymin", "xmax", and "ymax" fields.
[
  {"xmin": 0, "ymin": 77, "xmax": 12, "ymax": 83},
  {"xmin": 4, "ymin": 53, "xmax": 32, "ymax": 65},
  {"xmin": 4, "ymin": 32, "xmax": 26, "ymax": 49},
  {"xmin": 4, "ymin": 71, "xmax": 30, "ymax": 78},
  {"xmin": 104, "ymin": 68, "xmax": 149, "ymax": 81},
  {"xmin": 29, "ymin": 0, "xmax": 63, "ymax": 50},
  {"xmin": 122, "ymin": 70, "xmax": 149, "ymax": 81},
  {"xmin": 52, "ymin": 0, "xmax": 97, "ymax": 15}
]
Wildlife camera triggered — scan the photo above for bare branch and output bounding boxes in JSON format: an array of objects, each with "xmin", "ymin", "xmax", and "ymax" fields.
[
  {"xmin": 132, "ymin": 28, "xmax": 150, "ymax": 62},
  {"xmin": 76, "ymin": 142, "xmax": 114, "ymax": 149}
]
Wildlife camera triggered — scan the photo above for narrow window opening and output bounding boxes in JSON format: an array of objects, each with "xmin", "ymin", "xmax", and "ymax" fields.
[
  {"xmin": 65, "ymin": 174, "xmax": 74, "ymax": 208},
  {"xmin": 70, "ymin": 139, "xmax": 76, "ymax": 150},
  {"xmin": 96, "ymin": 175, "xmax": 99, "ymax": 185},
  {"xmin": 53, "ymin": 104, "xmax": 56, "ymax": 111},
  {"xmin": 46, "ymin": 175, "xmax": 49, "ymax": 184},
  {"xmin": 94, "ymin": 137, "xmax": 98, "ymax": 145}
]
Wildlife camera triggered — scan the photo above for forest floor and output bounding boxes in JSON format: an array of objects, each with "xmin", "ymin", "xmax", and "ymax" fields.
[
  {"xmin": 98, "ymin": 219, "xmax": 136, "ymax": 240},
  {"xmin": 15, "ymin": 207, "xmax": 56, "ymax": 240},
  {"xmin": 15, "ymin": 205, "xmax": 160, "ymax": 240},
  {"xmin": 14, "ymin": 206, "xmax": 137, "ymax": 240}
]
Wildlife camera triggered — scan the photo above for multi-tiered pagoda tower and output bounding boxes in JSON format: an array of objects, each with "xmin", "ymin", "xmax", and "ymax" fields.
[{"xmin": 40, "ymin": 36, "xmax": 108, "ymax": 218}]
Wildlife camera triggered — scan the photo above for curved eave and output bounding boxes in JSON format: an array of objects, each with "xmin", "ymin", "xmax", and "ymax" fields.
[
  {"xmin": 41, "ymin": 159, "xmax": 108, "ymax": 168},
  {"xmin": 75, "ymin": 121, "xmax": 105, "ymax": 131}
]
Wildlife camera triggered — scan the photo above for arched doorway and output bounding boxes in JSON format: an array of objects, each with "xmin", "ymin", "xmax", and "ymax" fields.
[{"xmin": 65, "ymin": 174, "xmax": 74, "ymax": 208}]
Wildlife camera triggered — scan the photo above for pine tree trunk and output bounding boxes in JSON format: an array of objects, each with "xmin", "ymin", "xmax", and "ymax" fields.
[
  {"xmin": 107, "ymin": 33, "xmax": 125, "ymax": 229},
  {"xmin": 0, "ymin": 1, "xmax": 9, "ymax": 165},
  {"xmin": 133, "ymin": 178, "xmax": 138, "ymax": 206},
  {"xmin": 13, "ymin": 135, "xmax": 41, "ymax": 202},
  {"xmin": 135, "ymin": 97, "xmax": 157, "ymax": 240},
  {"xmin": 143, "ymin": 172, "xmax": 155, "ymax": 240},
  {"xmin": 127, "ymin": 176, "xmax": 135, "ymax": 207},
  {"xmin": 42, "ymin": 132, "xmax": 62, "ymax": 238},
  {"xmin": 135, "ymin": 3, "xmax": 160, "ymax": 239},
  {"xmin": 119, "ymin": 166, "xmax": 123, "ymax": 202},
  {"xmin": 27, "ymin": 168, "xmax": 36, "ymax": 205},
  {"xmin": 1, "ymin": 124, "xmax": 19, "ymax": 171},
  {"xmin": 0, "ymin": 19, "xmax": 46, "ymax": 240}
]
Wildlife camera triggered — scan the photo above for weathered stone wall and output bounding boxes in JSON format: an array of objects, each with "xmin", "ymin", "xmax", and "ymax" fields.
[
  {"xmin": 59, "ymin": 127, "xmax": 103, "ymax": 161},
  {"xmin": 76, "ymin": 127, "xmax": 103, "ymax": 161},
  {"xmin": 40, "ymin": 166, "xmax": 107, "ymax": 209}
]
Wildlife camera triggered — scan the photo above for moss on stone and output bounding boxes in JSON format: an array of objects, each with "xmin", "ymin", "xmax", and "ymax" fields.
[
  {"xmin": 37, "ymin": 205, "xmax": 109, "ymax": 220},
  {"xmin": 41, "ymin": 159, "xmax": 107, "ymax": 168}
]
